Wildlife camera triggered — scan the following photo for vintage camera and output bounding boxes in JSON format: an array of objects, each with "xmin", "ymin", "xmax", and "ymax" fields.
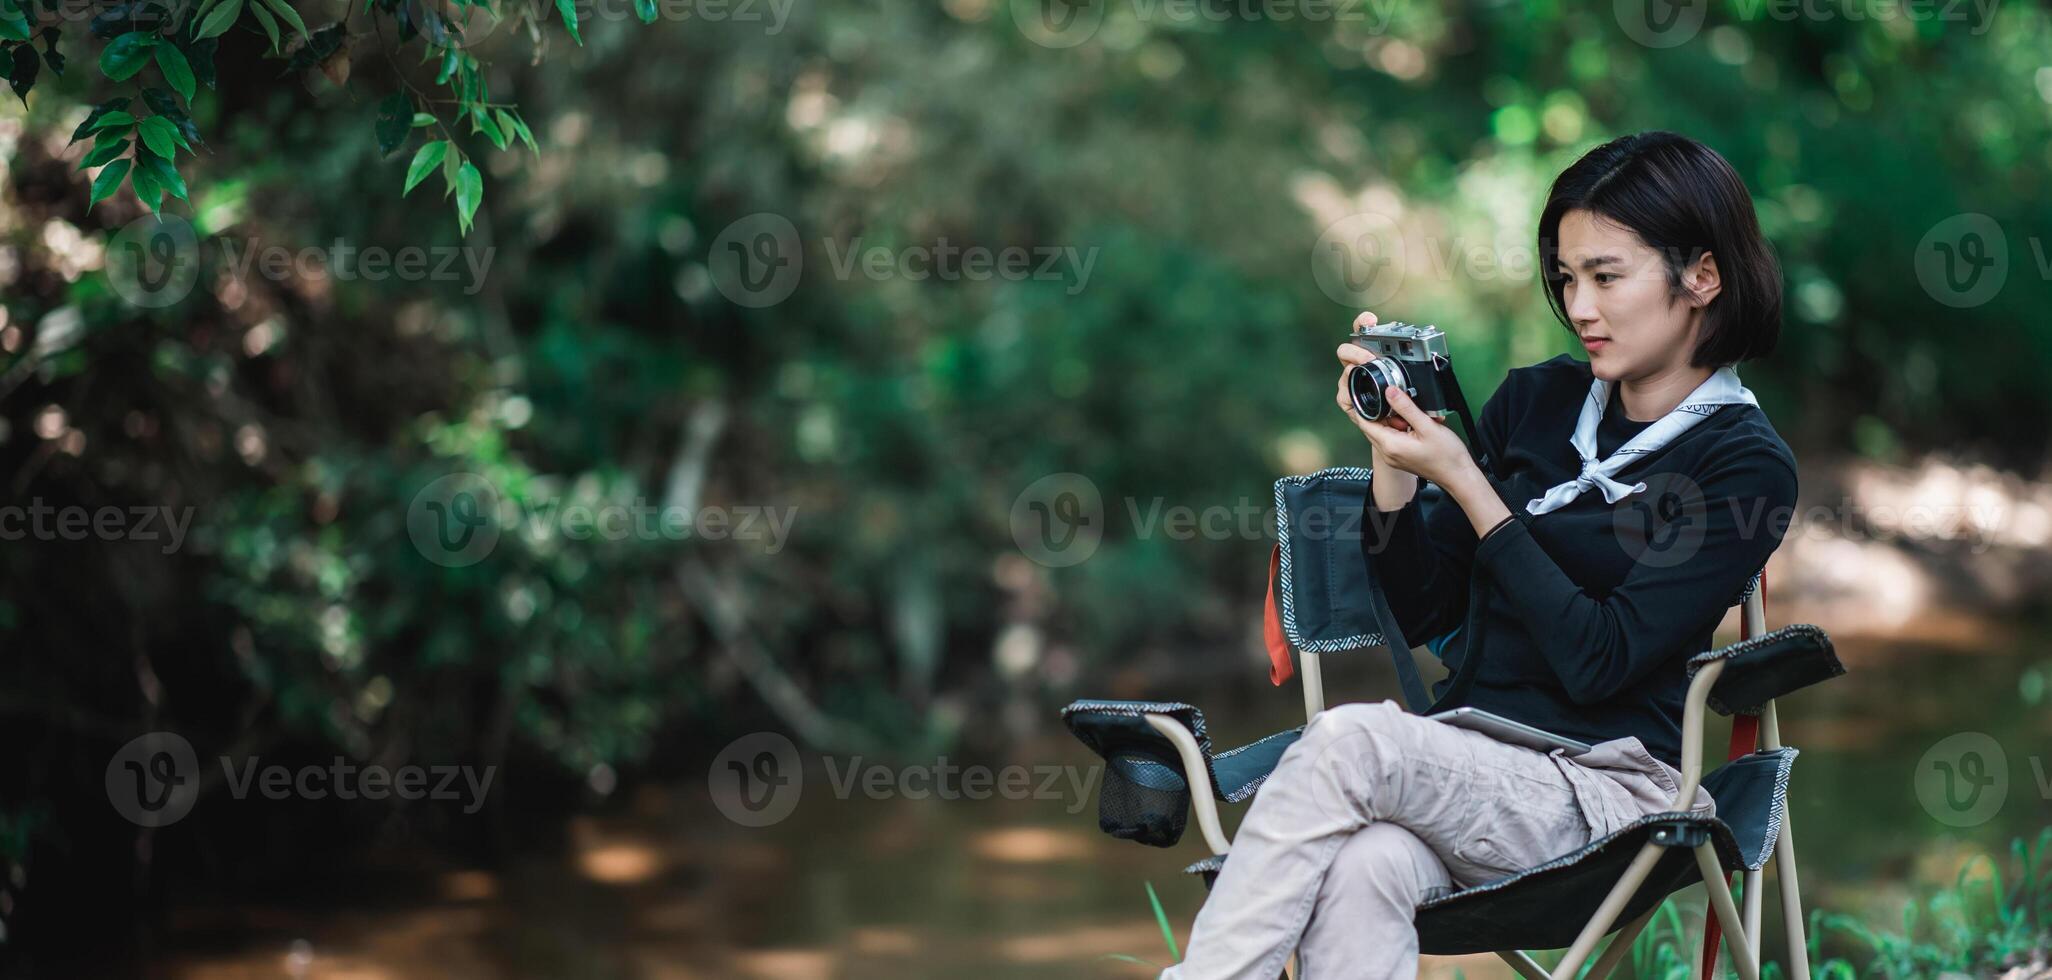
[{"xmin": 1346, "ymin": 322, "xmax": 1461, "ymax": 422}]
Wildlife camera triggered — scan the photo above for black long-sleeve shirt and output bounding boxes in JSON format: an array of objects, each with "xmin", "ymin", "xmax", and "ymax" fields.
[{"xmin": 1361, "ymin": 353, "xmax": 1799, "ymax": 768}]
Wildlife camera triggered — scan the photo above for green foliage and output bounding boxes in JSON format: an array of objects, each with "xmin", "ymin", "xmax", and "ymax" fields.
[{"xmin": 3, "ymin": 0, "xmax": 632, "ymax": 227}]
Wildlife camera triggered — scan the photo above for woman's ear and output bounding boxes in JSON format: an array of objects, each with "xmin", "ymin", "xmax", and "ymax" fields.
[{"xmin": 1685, "ymin": 250, "xmax": 1723, "ymax": 308}]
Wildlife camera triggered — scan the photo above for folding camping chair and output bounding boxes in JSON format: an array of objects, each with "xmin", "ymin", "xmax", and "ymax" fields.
[{"xmin": 1062, "ymin": 472, "xmax": 1846, "ymax": 979}]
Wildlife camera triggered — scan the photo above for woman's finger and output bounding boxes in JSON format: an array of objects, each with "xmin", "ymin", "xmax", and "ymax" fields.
[
  {"xmin": 1335, "ymin": 343, "xmax": 1373, "ymax": 366},
  {"xmin": 1352, "ymin": 310, "xmax": 1378, "ymax": 331},
  {"xmin": 1385, "ymin": 385, "xmax": 1437, "ymax": 431}
]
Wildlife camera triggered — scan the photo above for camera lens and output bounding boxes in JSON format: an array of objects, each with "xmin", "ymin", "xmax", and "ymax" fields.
[{"xmin": 1349, "ymin": 358, "xmax": 1405, "ymax": 420}]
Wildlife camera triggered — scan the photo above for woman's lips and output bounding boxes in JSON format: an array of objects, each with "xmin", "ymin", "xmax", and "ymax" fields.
[{"xmin": 1581, "ymin": 337, "xmax": 1609, "ymax": 352}]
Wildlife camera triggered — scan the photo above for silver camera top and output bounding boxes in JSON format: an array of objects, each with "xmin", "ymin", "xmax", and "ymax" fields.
[{"xmin": 1349, "ymin": 321, "xmax": 1449, "ymax": 363}]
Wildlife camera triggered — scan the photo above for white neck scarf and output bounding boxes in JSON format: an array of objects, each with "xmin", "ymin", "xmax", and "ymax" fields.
[{"xmin": 1524, "ymin": 366, "xmax": 1757, "ymax": 516}]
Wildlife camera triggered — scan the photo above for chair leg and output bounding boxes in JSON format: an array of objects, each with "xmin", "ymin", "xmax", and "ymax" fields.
[
  {"xmin": 1742, "ymin": 867, "xmax": 1764, "ymax": 975},
  {"xmin": 1694, "ymin": 844, "xmax": 1760, "ymax": 980},
  {"xmin": 1585, "ymin": 907, "xmax": 1657, "ymax": 979},
  {"xmin": 1551, "ymin": 840, "xmax": 1665, "ymax": 978},
  {"xmin": 1497, "ymin": 949, "xmax": 1551, "ymax": 979},
  {"xmin": 1777, "ymin": 812, "xmax": 1811, "ymax": 980}
]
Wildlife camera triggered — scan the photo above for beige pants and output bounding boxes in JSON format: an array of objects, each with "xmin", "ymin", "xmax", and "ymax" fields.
[{"xmin": 1163, "ymin": 699, "xmax": 1715, "ymax": 980}]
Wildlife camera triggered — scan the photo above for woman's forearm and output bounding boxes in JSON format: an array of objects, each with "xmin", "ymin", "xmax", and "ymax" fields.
[
  {"xmin": 1444, "ymin": 463, "xmax": 1514, "ymax": 540},
  {"xmin": 1370, "ymin": 448, "xmax": 1420, "ymax": 511}
]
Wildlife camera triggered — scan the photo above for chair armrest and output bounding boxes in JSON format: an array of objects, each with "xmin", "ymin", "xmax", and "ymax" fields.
[
  {"xmin": 1686, "ymin": 624, "xmax": 1844, "ymax": 716},
  {"xmin": 1145, "ymin": 714, "xmax": 1233, "ymax": 856}
]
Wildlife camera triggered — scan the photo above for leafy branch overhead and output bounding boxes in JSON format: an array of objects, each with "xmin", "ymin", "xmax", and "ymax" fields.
[{"xmin": 5, "ymin": 0, "xmax": 635, "ymax": 234}]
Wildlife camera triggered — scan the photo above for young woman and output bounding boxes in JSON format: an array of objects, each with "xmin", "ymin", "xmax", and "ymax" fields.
[{"xmin": 1163, "ymin": 132, "xmax": 1799, "ymax": 978}]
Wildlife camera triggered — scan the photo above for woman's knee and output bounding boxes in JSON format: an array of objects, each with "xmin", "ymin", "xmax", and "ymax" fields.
[{"xmin": 1318, "ymin": 822, "xmax": 1448, "ymax": 910}]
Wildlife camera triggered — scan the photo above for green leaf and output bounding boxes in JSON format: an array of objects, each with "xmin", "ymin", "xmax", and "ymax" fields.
[
  {"xmin": 88, "ymin": 157, "xmax": 131, "ymax": 209},
  {"xmin": 404, "ymin": 139, "xmax": 447, "ymax": 195},
  {"xmin": 194, "ymin": 0, "xmax": 242, "ymax": 39},
  {"xmin": 138, "ymin": 116, "xmax": 179, "ymax": 159},
  {"xmin": 248, "ymin": 1, "xmax": 280, "ymax": 53},
  {"xmin": 1145, "ymin": 882, "xmax": 1179, "ymax": 961},
  {"xmin": 7, "ymin": 42, "xmax": 36, "ymax": 105},
  {"xmin": 441, "ymin": 143, "xmax": 459, "ymax": 197},
  {"xmin": 554, "ymin": 0, "xmax": 579, "ymax": 45},
  {"xmin": 498, "ymin": 109, "xmax": 537, "ymax": 157},
  {"xmin": 130, "ymin": 162, "xmax": 163, "ymax": 211},
  {"xmin": 153, "ymin": 42, "xmax": 194, "ymax": 102},
  {"xmin": 135, "ymin": 148, "xmax": 187, "ymax": 201},
  {"xmin": 68, "ymin": 98, "xmax": 132, "ymax": 144},
  {"xmin": 255, "ymin": 0, "xmax": 309, "ymax": 42},
  {"xmin": 471, "ymin": 106, "xmax": 506, "ymax": 150},
  {"xmin": 88, "ymin": 110, "xmax": 136, "ymax": 132},
  {"xmin": 411, "ymin": 111, "xmax": 435, "ymax": 127},
  {"xmin": 99, "ymin": 31, "xmax": 157, "ymax": 81},
  {"xmin": 78, "ymin": 135, "xmax": 129, "ymax": 170},
  {"xmin": 0, "ymin": 3, "xmax": 29, "ymax": 42},
  {"xmin": 632, "ymin": 0, "xmax": 655, "ymax": 22},
  {"xmin": 374, "ymin": 92, "xmax": 411, "ymax": 157},
  {"xmin": 452, "ymin": 160, "xmax": 481, "ymax": 233}
]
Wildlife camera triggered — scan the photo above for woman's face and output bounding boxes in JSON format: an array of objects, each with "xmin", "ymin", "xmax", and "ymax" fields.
[{"xmin": 1551, "ymin": 209, "xmax": 1719, "ymax": 383}]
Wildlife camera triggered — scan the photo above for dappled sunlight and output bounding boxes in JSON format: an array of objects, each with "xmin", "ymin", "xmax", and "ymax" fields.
[
  {"xmin": 970, "ymin": 825, "xmax": 1097, "ymax": 864},
  {"xmin": 722, "ymin": 948, "xmax": 839, "ymax": 980},
  {"xmin": 570, "ymin": 816, "xmax": 668, "ymax": 886}
]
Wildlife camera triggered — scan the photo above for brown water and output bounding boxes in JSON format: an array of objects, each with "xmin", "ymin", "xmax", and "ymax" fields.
[{"xmin": 158, "ymin": 619, "xmax": 2052, "ymax": 979}]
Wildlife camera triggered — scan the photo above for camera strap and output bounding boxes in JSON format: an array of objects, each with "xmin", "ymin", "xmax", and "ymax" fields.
[
  {"xmin": 1369, "ymin": 357, "xmax": 1494, "ymax": 714},
  {"xmin": 1360, "ymin": 507, "xmax": 1494, "ymax": 714}
]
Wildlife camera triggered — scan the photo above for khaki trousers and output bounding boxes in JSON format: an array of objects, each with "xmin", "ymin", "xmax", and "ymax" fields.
[{"xmin": 1162, "ymin": 699, "xmax": 1715, "ymax": 980}]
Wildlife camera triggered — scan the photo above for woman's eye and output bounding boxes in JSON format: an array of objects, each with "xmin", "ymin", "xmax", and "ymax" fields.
[{"xmin": 1595, "ymin": 273, "xmax": 1619, "ymax": 285}]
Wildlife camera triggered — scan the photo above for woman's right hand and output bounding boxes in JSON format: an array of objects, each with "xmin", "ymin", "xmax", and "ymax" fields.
[
  {"xmin": 1334, "ymin": 311, "xmax": 1412, "ymax": 433},
  {"xmin": 1338, "ymin": 311, "xmax": 1421, "ymax": 512}
]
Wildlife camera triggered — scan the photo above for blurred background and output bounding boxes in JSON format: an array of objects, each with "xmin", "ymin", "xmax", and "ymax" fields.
[{"xmin": 3, "ymin": 0, "xmax": 2052, "ymax": 976}]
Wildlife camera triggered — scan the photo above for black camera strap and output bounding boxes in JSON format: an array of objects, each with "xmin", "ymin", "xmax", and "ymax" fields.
[{"xmin": 1368, "ymin": 358, "xmax": 1496, "ymax": 715}]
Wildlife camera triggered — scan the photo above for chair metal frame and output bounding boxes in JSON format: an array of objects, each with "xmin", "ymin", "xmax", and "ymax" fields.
[{"xmin": 1136, "ymin": 583, "xmax": 1810, "ymax": 980}]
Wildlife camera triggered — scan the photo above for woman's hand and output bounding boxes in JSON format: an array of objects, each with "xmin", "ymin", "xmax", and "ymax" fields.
[{"xmin": 1336, "ymin": 311, "xmax": 1479, "ymax": 490}]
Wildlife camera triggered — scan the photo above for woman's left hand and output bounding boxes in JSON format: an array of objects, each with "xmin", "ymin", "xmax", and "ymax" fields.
[{"xmin": 1345, "ymin": 384, "xmax": 1479, "ymax": 488}]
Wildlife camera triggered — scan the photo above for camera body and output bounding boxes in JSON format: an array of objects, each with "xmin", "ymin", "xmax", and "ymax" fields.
[{"xmin": 1347, "ymin": 322, "xmax": 1457, "ymax": 421}]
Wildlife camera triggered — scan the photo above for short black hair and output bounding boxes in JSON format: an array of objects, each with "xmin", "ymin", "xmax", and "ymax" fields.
[{"xmin": 1537, "ymin": 131, "xmax": 1782, "ymax": 367}]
